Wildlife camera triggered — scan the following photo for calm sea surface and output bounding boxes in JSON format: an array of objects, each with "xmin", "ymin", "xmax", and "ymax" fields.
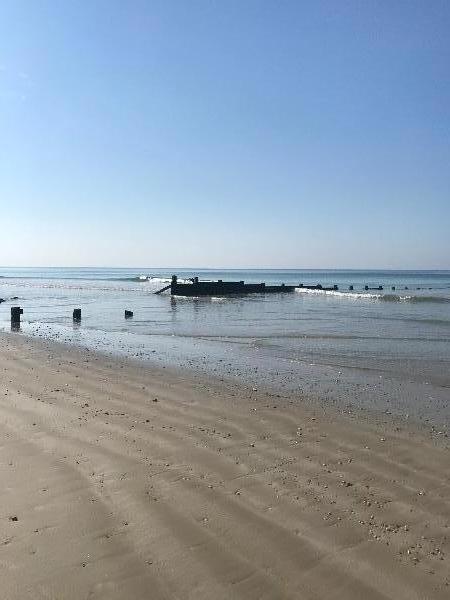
[{"xmin": 1, "ymin": 268, "xmax": 449, "ymax": 425}]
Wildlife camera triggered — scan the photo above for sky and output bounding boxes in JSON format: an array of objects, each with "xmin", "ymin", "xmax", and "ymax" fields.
[{"xmin": 0, "ymin": 0, "xmax": 449, "ymax": 269}]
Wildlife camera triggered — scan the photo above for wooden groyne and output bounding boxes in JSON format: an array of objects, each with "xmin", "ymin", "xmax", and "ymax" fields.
[
  {"xmin": 154, "ymin": 275, "xmax": 402, "ymax": 297},
  {"xmin": 168, "ymin": 276, "xmax": 296, "ymax": 297},
  {"xmin": 297, "ymin": 283, "xmax": 338, "ymax": 291}
]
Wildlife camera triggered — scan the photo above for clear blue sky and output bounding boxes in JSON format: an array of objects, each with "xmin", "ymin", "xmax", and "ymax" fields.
[{"xmin": 0, "ymin": 1, "xmax": 449, "ymax": 268}]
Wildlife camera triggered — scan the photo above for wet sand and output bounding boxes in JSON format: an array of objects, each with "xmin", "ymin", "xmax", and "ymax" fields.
[{"xmin": 0, "ymin": 332, "xmax": 449, "ymax": 599}]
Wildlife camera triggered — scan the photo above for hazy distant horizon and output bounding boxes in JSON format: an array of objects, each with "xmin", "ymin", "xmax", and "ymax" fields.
[{"xmin": 1, "ymin": 265, "xmax": 449, "ymax": 272}]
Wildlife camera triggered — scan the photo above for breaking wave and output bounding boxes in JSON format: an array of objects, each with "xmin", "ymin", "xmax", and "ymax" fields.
[
  {"xmin": 111, "ymin": 276, "xmax": 191, "ymax": 284},
  {"xmin": 295, "ymin": 288, "xmax": 450, "ymax": 304}
]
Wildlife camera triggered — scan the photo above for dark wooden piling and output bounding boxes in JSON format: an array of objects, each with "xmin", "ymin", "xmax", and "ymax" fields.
[
  {"xmin": 11, "ymin": 306, "xmax": 23, "ymax": 325},
  {"xmin": 73, "ymin": 308, "xmax": 81, "ymax": 322}
]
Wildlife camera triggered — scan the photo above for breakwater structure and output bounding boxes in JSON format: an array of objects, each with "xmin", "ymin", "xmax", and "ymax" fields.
[{"xmin": 155, "ymin": 276, "xmax": 340, "ymax": 297}]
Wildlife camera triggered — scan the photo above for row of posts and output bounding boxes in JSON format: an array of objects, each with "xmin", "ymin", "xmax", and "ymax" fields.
[{"xmin": 10, "ymin": 307, "xmax": 134, "ymax": 327}]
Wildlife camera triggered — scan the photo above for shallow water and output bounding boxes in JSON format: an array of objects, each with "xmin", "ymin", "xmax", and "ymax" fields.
[{"xmin": 1, "ymin": 268, "xmax": 449, "ymax": 425}]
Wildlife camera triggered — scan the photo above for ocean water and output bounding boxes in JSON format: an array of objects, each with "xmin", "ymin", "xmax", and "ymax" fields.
[{"xmin": 1, "ymin": 268, "xmax": 449, "ymax": 425}]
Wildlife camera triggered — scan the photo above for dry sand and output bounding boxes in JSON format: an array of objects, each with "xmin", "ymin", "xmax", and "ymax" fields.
[{"xmin": 0, "ymin": 332, "xmax": 449, "ymax": 599}]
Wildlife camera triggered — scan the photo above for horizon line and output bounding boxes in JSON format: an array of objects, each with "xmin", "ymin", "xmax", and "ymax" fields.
[{"xmin": 1, "ymin": 266, "xmax": 450, "ymax": 272}]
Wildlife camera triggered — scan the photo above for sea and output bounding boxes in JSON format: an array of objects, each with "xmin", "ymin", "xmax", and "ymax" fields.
[{"xmin": 1, "ymin": 268, "xmax": 449, "ymax": 427}]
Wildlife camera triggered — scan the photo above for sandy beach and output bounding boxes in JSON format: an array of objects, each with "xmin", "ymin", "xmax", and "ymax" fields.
[{"xmin": 0, "ymin": 332, "xmax": 448, "ymax": 599}]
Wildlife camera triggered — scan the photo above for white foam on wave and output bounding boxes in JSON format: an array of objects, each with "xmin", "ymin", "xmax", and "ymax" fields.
[
  {"xmin": 147, "ymin": 277, "xmax": 191, "ymax": 284},
  {"xmin": 294, "ymin": 288, "xmax": 449, "ymax": 303},
  {"xmin": 295, "ymin": 288, "xmax": 382, "ymax": 300}
]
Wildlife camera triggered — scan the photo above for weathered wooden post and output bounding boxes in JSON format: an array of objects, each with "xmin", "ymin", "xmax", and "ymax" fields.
[
  {"xmin": 125, "ymin": 310, "xmax": 133, "ymax": 318},
  {"xmin": 11, "ymin": 306, "xmax": 23, "ymax": 328},
  {"xmin": 73, "ymin": 308, "xmax": 81, "ymax": 322}
]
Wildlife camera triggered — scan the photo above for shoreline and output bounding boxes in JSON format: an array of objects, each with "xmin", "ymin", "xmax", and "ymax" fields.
[
  {"xmin": 4, "ymin": 324, "xmax": 450, "ymax": 432},
  {"xmin": 0, "ymin": 332, "xmax": 449, "ymax": 598}
]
